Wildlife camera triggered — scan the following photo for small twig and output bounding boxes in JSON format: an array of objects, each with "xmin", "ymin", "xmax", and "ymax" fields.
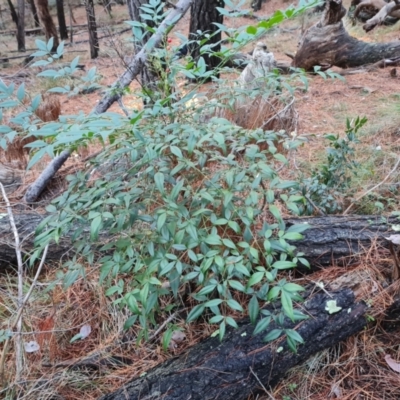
[
  {"xmin": 0, "ymin": 182, "xmax": 49, "ymax": 383},
  {"xmin": 0, "ymin": 182, "xmax": 24, "ymax": 381},
  {"xmin": 149, "ymin": 311, "xmax": 181, "ymax": 342},
  {"xmin": 117, "ymin": 97, "xmax": 129, "ymax": 117},
  {"xmin": 0, "ymin": 244, "xmax": 49, "ymax": 384},
  {"xmin": 305, "ymin": 194, "xmax": 327, "ymax": 216},
  {"xmin": 343, "ymin": 156, "xmax": 400, "ymax": 215},
  {"xmin": 249, "ymin": 366, "xmax": 276, "ymax": 399}
]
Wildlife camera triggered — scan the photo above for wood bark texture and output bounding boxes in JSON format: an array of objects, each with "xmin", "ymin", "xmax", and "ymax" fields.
[
  {"xmin": 6, "ymin": 0, "xmax": 19, "ymax": 26},
  {"xmin": 0, "ymin": 214, "xmax": 397, "ymax": 269},
  {"xmin": 363, "ymin": 0, "xmax": 400, "ymax": 31},
  {"xmin": 293, "ymin": 0, "xmax": 400, "ymax": 70},
  {"xmin": 99, "ymin": 288, "xmax": 366, "ymax": 400},
  {"xmin": 34, "ymin": 0, "xmax": 59, "ymax": 52},
  {"xmin": 27, "ymin": 0, "xmax": 40, "ymax": 27},
  {"xmin": 189, "ymin": 0, "xmax": 223, "ymax": 76},
  {"xmin": 56, "ymin": 0, "xmax": 68, "ymax": 40},
  {"xmin": 17, "ymin": 0, "xmax": 25, "ymax": 51},
  {"xmin": 84, "ymin": 0, "xmax": 99, "ymax": 59}
]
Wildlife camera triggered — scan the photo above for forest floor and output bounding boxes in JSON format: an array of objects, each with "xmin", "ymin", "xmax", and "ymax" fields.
[{"xmin": 1, "ymin": 0, "xmax": 400, "ymax": 399}]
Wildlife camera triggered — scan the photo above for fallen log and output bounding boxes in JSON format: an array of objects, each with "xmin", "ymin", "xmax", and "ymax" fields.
[
  {"xmin": 293, "ymin": 0, "xmax": 400, "ymax": 70},
  {"xmin": 99, "ymin": 288, "xmax": 367, "ymax": 400},
  {"xmin": 363, "ymin": 0, "xmax": 400, "ymax": 31},
  {"xmin": 0, "ymin": 214, "xmax": 398, "ymax": 269}
]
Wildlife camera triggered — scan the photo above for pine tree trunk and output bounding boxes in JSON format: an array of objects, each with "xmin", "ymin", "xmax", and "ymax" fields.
[
  {"xmin": 189, "ymin": 0, "xmax": 223, "ymax": 79},
  {"xmin": 6, "ymin": 0, "xmax": 19, "ymax": 26},
  {"xmin": 84, "ymin": 0, "xmax": 99, "ymax": 59},
  {"xmin": 16, "ymin": 0, "xmax": 25, "ymax": 51},
  {"xmin": 56, "ymin": 0, "xmax": 68, "ymax": 39},
  {"xmin": 34, "ymin": 0, "xmax": 59, "ymax": 52},
  {"xmin": 28, "ymin": 0, "xmax": 40, "ymax": 27}
]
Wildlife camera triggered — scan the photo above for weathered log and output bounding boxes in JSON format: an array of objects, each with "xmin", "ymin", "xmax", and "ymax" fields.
[
  {"xmin": 293, "ymin": 0, "xmax": 400, "ymax": 70},
  {"xmin": 285, "ymin": 214, "xmax": 399, "ymax": 266},
  {"xmin": 99, "ymin": 288, "xmax": 367, "ymax": 400},
  {"xmin": 0, "ymin": 213, "xmax": 398, "ymax": 269},
  {"xmin": 363, "ymin": 0, "xmax": 400, "ymax": 31}
]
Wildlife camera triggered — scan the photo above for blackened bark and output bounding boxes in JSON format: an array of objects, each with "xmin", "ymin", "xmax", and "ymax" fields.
[
  {"xmin": 99, "ymin": 288, "xmax": 366, "ymax": 400},
  {"xmin": 6, "ymin": 0, "xmax": 19, "ymax": 26},
  {"xmin": 56, "ymin": 0, "xmax": 68, "ymax": 40},
  {"xmin": 293, "ymin": 0, "xmax": 400, "ymax": 70},
  {"xmin": 34, "ymin": 0, "xmax": 59, "ymax": 52},
  {"xmin": 1, "ymin": 214, "xmax": 397, "ymax": 269},
  {"xmin": 84, "ymin": 0, "xmax": 99, "ymax": 59},
  {"xmin": 28, "ymin": 0, "xmax": 40, "ymax": 27},
  {"xmin": 16, "ymin": 0, "xmax": 25, "ymax": 51},
  {"xmin": 189, "ymin": 0, "xmax": 223, "ymax": 78},
  {"xmin": 285, "ymin": 214, "xmax": 399, "ymax": 267}
]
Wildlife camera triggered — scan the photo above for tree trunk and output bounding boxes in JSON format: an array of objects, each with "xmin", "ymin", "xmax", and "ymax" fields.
[
  {"xmin": 84, "ymin": 0, "xmax": 99, "ymax": 59},
  {"xmin": 292, "ymin": 0, "xmax": 400, "ymax": 70},
  {"xmin": 34, "ymin": 0, "xmax": 59, "ymax": 52},
  {"xmin": 27, "ymin": 0, "xmax": 40, "ymax": 28},
  {"xmin": 0, "ymin": 213, "xmax": 397, "ymax": 269},
  {"xmin": 6, "ymin": 0, "xmax": 19, "ymax": 26},
  {"xmin": 127, "ymin": 0, "xmax": 162, "ymax": 104},
  {"xmin": 16, "ymin": 0, "xmax": 25, "ymax": 51},
  {"xmin": 56, "ymin": 0, "xmax": 68, "ymax": 40},
  {"xmin": 99, "ymin": 288, "xmax": 367, "ymax": 400},
  {"xmin": 189, "ymin": 0, "xmax": 223, "ymax": 79}
]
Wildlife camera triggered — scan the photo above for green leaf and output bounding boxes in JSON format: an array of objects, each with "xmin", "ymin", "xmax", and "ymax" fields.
[
  {"xmin": 229, "ymin": 280, "xmax": 245, "ymax": 292},
  {"xmin": 226, "ymin": 316, "xmax": 238, "ymax": 328},
  {"xmin": 272, "ymin": 261, "xmax": 297, "ymax": 270},
  {"xmin": 154, "ymin": 172, "xmax": 164, "ymax": 193},
  {"xmin": 283, "ymin": 283, "xmax": 304, "ymax": 293},
  {"xmin": 285, "ymin": 329, "xmax": 304, "ymax": 344},
  {"xmin": 124, "ymin": 315, "xmax": 138, "ymax": 329},
  {"xmin": 226, "ymin": 299, "xmax": 243, "ymax": 312},
  {"xmin": 281, "ymin": 291, "xmax": 294, "ymax": 321},
  {"xmin": 264, "ymin": 328, "xmax": 282, "ymax": 342},
  {"xmin": 248, "ymin": 271, "xmax": 264, "ymax": 287},
  {"xmin": 157, "ymin": 212, "xmax": 167, "ymax": 231},
  {"xmin": 282, "ymin": 232, "xmax": 303, "ymax": 241},
  {"xmin": 222, "ymin": 238, "xmax": 236, "ymax": 249},
  {"xmin": 90, "ymin": 215, "xmax": 102, "ymax": 241},
  {"xmin": 170, "ymin": 145, "xmax": 183, "ymax": 158},
  {"xmin": 246, "ymin": 25, "xmax": 257, "ymax": 35},
  {"xmin": 205, "ymin": 299, "xmax": 223, "ymax": 308},
  {"xmin": 219, "ymin": 320, "xmax": 226, "ymax": 341},
  {"xmin": 205, "ymin": 235, "xmax": 222, "ymax": 245},
  {"xmin": 249, "ymin": 295, "xmax": 259, "ymax": 324},
  {"xmin": 16, "ymin": 83, "xmax": 25, "ymax": 102},
  {"xmin": 254, "ymin": 316, "xmax": 271, "ymax": 335}
]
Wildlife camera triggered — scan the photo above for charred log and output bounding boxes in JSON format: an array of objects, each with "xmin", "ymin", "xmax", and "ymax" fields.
[
  {"xmin": 99, "ymin": 288, "xmax": 367, "ymax": 400},
  {"xmin": 0, "ymin": 214, "xmax": 398, "ymax": 269}
]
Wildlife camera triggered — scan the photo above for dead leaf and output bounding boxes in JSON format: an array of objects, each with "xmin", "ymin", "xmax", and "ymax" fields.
[
  {"xmin": 171, "ymin": 331, "xmax": 186, "ymax": 343},
  {"xmin": 24, "ymin": 341, "xmax": 40, "ymax": 353},
  {"xmin": 385, "ymin": 354, "xmax": 400, "ymax": 373},
  {"xmin": 386, "ymin": 235, "xmax": 400, "ymax": 245},
  {"xmin": 80, "ymin": 324, "xmax": 91, "ymax": 339}
]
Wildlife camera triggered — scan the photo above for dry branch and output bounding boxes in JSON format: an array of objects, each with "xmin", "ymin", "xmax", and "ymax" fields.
[
  {"xmin": 293, "ymin": 0, "xmax": 400, "ymax": 70},
  {"xmin": 363, "ymin": 0, "xmax": 400, "ymax": 31},
  {"xmin": 21, "ymin": 0, "xmax": 193, "ymax": 204},
  {"xmin": 93, "ymin": 0, "xmax": 194, "ymax": 114}
]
